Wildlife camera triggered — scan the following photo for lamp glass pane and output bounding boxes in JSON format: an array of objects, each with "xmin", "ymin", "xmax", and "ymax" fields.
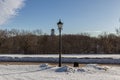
[{"xmin": 58, "ymin": 24, "xmax": 63, "ymax": 28}]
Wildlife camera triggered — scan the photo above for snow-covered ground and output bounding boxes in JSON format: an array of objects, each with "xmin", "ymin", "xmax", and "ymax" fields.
[
  {"xmin": 0, "ymin": 54, "xmax": 120, "ymax": 64},
  {"xmin": 0, "ymin": 54, "xmax": 120, "ymax": 58},
  {"xmin": 0, "ymin": 64, "xmax": 119, "ymax": 80},
  {"xmin": 0, "ymin": 54, "xmax": 120, "ymax": 80}
]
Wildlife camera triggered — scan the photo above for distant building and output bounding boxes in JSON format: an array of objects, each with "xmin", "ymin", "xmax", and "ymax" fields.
[{"xmin": 51, "ymin": 29, "xmax": 55, "ymax": 36}]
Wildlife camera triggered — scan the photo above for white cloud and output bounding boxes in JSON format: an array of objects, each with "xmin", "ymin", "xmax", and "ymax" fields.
[{"xmin": 0, "ymin": 0, "xmax": 25, "ymax": 25}]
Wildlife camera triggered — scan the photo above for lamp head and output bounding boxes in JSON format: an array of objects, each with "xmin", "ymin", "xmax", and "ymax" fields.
[{"xmin": 57, "ymin": 19, "xmax": 63, "ymax": 30}]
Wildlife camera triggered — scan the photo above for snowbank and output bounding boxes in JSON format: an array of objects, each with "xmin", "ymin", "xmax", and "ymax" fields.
[{"xmin": 0, "ymin": 64, "xmax": 119, "ymax": 80}]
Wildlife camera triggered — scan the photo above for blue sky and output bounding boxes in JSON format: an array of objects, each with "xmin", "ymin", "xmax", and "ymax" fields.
[{"xmin": 1, "ymin": 0, "xmax": 120, "ymax": 36}]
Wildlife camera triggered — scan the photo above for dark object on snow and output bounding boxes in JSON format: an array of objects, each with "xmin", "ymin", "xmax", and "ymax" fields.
[{"xmin": 73, "ymin": 62, "xmax": 79, "ymax": 67}]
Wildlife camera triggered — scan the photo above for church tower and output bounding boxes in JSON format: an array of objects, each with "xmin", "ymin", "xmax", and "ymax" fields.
[{"xmin": 51, "ymin": 29, "xmax": 55, "ymax": 36}]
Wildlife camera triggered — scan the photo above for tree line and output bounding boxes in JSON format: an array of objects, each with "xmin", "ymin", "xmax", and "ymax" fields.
[{"xmin": 0, "ymin": 29, "xmax": 120, "ymax": 54}]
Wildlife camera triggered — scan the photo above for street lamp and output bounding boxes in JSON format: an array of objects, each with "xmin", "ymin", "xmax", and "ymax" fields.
[{"xmin": 57, "ymin": 19, "xmax": 63, "ymax": 67}]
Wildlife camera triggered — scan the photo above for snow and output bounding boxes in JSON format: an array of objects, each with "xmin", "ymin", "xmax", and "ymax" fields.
[
  {"xmin": 0, "ymin": 64, "xmax": 119, "ymax": 80},
  {"xmin": 0, "ymin": 54, "xmax": 119, "ymax": 80},
  {"xmin": 0, "ymin": 54, "xmax": 120, "ymax": 59},
  {"xmin": 0, "ymin": 54, "xmax": 120, "ymax": 64}
]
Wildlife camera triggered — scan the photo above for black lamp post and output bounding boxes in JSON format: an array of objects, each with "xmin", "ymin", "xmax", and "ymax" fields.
[{"xmin": 57, "ymin": 19, "xmax": 63, "ymax": 67}]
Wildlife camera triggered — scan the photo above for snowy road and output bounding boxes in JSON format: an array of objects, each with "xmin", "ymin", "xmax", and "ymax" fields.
[
  {"xmin": 0, "ymin": 54, "xmax": 120, "ymax": 64},
  {"xmin": 0, "ymin": 54, "xmax": 120, "ymax": 58}
]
